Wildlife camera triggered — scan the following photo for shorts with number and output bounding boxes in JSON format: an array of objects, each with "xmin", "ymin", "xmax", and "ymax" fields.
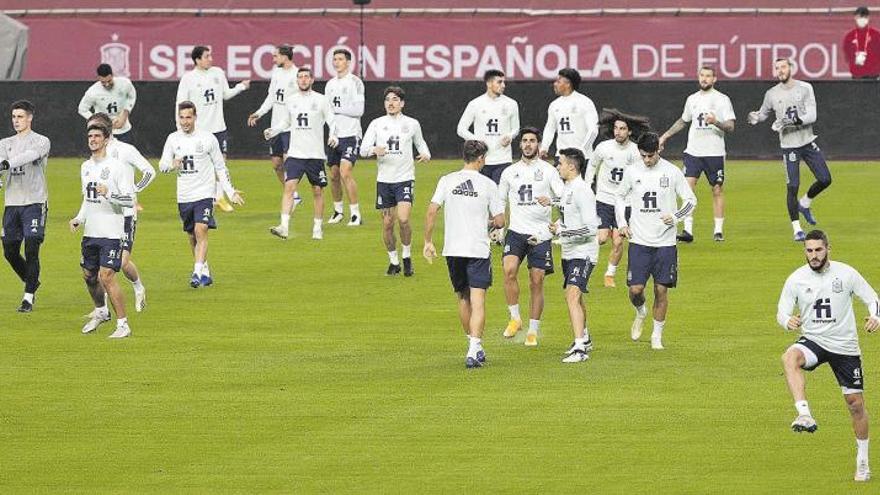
[
  {"xmin": 114, "ymin": 130, "xmax": 134, "ymax": 145},
  {"xmin": 81, "ymin": 237, "xmax": 122, "ymax": 272},
  {"xmin": 503, "ymin": 230, "xmax": 554, "ymax": 274},
  {"xmin": 376, "ymin": 181, "xmax": 414, "ymax": 209},
  {"xmin": 212, "ymin": 131, "xmax": 229, "ymax": 155},
  {"xmin": 446, "ymin": 256, "xmax": 492, "ymax": 292},
  {"xmin": 284, "ymin": 157, "xmax": 328, "ymax": 187},
  {"xmin": 783, "ymin": 141, "xmax": 831, "ymax": 188},
  {"xmin": 2, "ymin": 203, "xmax": 47, "ymax": 242},
  {"xmin": 791, "ymin": 337, "xmax": 864, "ymax": 393},
  {"xmin": 480, "ymin": 163, "xmax": 511, "ymax": 185},
  {"xmin": 327, "ymin": 136, "xmax": 360, "ymax": 166},
  {"xmin": 178, "ymin": 198, "xmax": 216, "ymax": 233},
  {"xmin": 562, "ymin": 258, "xmax": 594, "ymax": 292},
  {"xmin": 122, "ymin": 216, "xmax": 137, "ymax": 253},
  {"xmin": 626, "ymin": 243, "xmax": 677, "ymax": 288},
  {"xmin": 683, "ymin": 153, "xmax": 725, "ymax": 185},
  {"xmin": 596, "ymin": 201, "xmax": 630, "ymax": 230},
  {"xmin": 268, "ymin": 131, "xmax": 290, "ymax": 157}
]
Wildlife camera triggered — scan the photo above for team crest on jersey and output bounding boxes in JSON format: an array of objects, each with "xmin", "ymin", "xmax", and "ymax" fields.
[
  {"xmin": 565, "ymin": 192, "xmax": 573, "ymax": 204},
  {"xmin": 660, "ymin": 176, "xmax": 669, "ymax": 188},
  {"xmin": 311, "ymin": 102, "xmax": 318, "ymax": 111},
  {"xmin": 402, "ymin": 125, "xmax": 411, "ymax": 134},
  {"xmin": 534, "ymin": 169, "xmax": 543, "ymax": 181},
  {"xmin": 196, "ymin": 142, "xmax": 205, "ymax": 153},
  {"xmin": 99, "ymin": 34, "xmax": 131, "ymax": 78},
  {"xmin": 213, "ymin": 76, "xmax": 220, "ymax": 85},
  {"xmin": 832, "ymin": 278, "xmax": 843, "ymax": 293},
  {"xmin": 100, "ymin": 168, "xmax": 110, "ymax": 180}
]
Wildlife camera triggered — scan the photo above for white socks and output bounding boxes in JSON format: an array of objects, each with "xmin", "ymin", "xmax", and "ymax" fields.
[
  {"xmin": 508, "ymin": 304, "xmax": 521, "ymax": 321},
  {"xmin": 528, "ymin": 319, "xmax": 540, "ymax": 334},
  {"xmin": 194, "ymin": 262, "xmax": 204, "ymax": 276},
  {"xmin": 467, "ymin": 336, "xmax": 482, "ymax": 357},
  {"xmin": 714, "ymin": 217, "xmax": 724, "ymax": 234},
  {"xmin": 23, "ymin": 292, "xmax": 34, "ymax": 304},
  {"xmin": 401, "ymin": 244, "xmax": 411, "ymax": 259},
  {"xmin": 795, "ymin": 400, "xmax": 812, "ymax": 417},
  {"xmin": 857, "ymin": 438, "xmax": 870, "ymax": 461},
  {"xmin": 131, "ymin": 279, "xmax": 144, "ymax": 291},
  {"xmin": 791, "ymin": 220, "xmax": 803, "ymax": 234},
  {"xmin": 605, "ymin": 263, "xmax": 617, "ymax": 277},
  {"xmin": 333, "ymin": 201, "xmax": 344, "ymax": 214},
  {"xmin": 683, "ymin": 216, "xmax": 694, "ymax": 233},
  {"xmin": 313, "ymin": 218, "xmax": 322, "ymax": 228},
  {"xmin": 799, "ymin": 195, "xmax": 812, "ymax": 208},
  {"xmin": 350, "ymin": 203, "xmax": 360, "ymax": 217},
  {"xmin": 117, "ymin": 317, "xmax": 128, "ymax": 328},
  {"xmin": 280, "ymin": 214, "xmax": 290, "ymax": 230},
  {"xmin": 652, "ymin": 319, "xmax": 665, "ymax": 336},
  {"xmin": 635, "ymin": 304, "xmax": 647, "ymax": 318},
  {"xmin": 388, "ymin": 250, "xmax": 399, "ymax": 265}
]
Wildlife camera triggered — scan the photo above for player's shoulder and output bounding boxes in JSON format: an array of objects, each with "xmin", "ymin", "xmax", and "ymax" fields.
[
  {"xmin": 660, "ymin": 158, "xmax": 685, "ymax": 175},
  {"xmin": 85, "ymin": 81, "xmax": 104, "ymax": 94},
  {"xmin": 207, "ymin": 66, "xmax": 226, "ymax": 77},
  {"xmin": 28, "ymin": 131, "xmax": 50, "ymax": 144},
  {"xmin": 793, "ymin": 79, "xmax": 813, "ymax": 90},
  {"xmin": 403, "ymin": 114, "xmax": 421, "ymax": 126},
  {"xmin": 830, "ymin": 260, "xmax": 860, "ymax": 277},
  {"xmin": 115, "ymin": 76, "xmax": 133, "ymax": 86},
  {"xmin": 594, "ymin": 139, "xmax": 615, "ymax": 151}
]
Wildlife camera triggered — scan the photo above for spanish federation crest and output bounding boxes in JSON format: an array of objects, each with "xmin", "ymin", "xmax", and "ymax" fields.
[
  {"xmin": 832, "ymin": 278, "xmax": 843, "ymax": 293},
  {"xmin": 100, "ymin": 34, "xmax": 131, "ymax": 78},
  {"xmin": 100, "ymin": 168, "xmax": 110, "ymax": 180},
  {"xmin": 534, "ymin": 169, "xmax": 543, "ymax": 181},
  {"xmin": 660, "ymin": 176, "xmax": 669, "ymax": 188}
]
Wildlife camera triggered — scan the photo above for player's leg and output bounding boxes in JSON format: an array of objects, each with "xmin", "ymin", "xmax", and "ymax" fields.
[
  {"xmin": 678, "ymin": 154, "xmax": 700, "ymax": 242},
  {"xmin": 381, "ymin": 207, "xmax": 400, "ymax": 275},
  {"xmin": 525, "ymin": 266, "xmax": 547, "ymax": 346},
  {"xmin": 781, "ymin": 341, "xmax": 820, "ymax": 432},
  {"xmin": 651, "ymin": 283, "xmax": 669, "ymax": 350},
  {"xmin": 98, "ymin": 261, "xmax": 130, "ymax": 338},
  {"xmin": 562, "ymin": 259, "xmax": 593, "ymax": 363},
  {"xmin": 271, "ymin": 157, "xmax": 301, "ymax": 240},
  {"xmin": 120, "ymin": 216, "xmax": 145, "ymax": 312},
  {"xmin": 3, "ymin": 240, "xmax": 27, "ymax": 286},
  {"xmin": 81, "ymin": 264, "xmax": 110, "ymax": 334},
  {"xmin": 340, "ymin": 160, "xmax": 361, "ymax": 225},
  {"xmin": 783, "ymin": 149, "xmax": 805, "ymax": 240},
  {"xmin": 678, "ymin": 176, "xmax": 697, "ymax": 242},
  {"xmin": 606, "ymin": 229, "xmax": 624, "ymax": 287},
  {"xmin": 649, "ymin": 245, "xmax": 677, "ymax": 350},
  {"xmin": 845, "ymin": 392, "xmax": 871, "ymax": 481},
  {"xmin": 192, "ymin": 223, "xmax": 210, "ymax": 287},
  {"xmin": 708, "ymin": 158, "xmax": 726, "ymax": 241},
  {"xmin": 271, "ymin": 155, "xmax": 285, "ymax": 184},
  {"xmin": 465, "ymin": 258, "xmax": 491, "ymax": 366},
  {"xmin": 596, "ymin": 202, "xmax": 620, "ymax": 286},
  {"xmin": 798, "ymin": 143, "xmax": 832, "ymax": 226},
  {"xmin": 397, "ymin": 201, "xmax": 414, "ymax": 276},
  {"xmin": 2, "ymin": 207, "xmax": 28, "ymax": 287},
  {"xmin": 626, "ymin": 243, "xmax": 651, "ymax": 341},
  {"xmin": 311, "ymin": 184, "xmax": 324, "ymax": 240},
  {"xmin": 327, "ymin": 164, "xmax": 344, "ymax": 223},
  {"xmin": 502, "ymin": 253, "xmax": 523, "ymax": 338}
]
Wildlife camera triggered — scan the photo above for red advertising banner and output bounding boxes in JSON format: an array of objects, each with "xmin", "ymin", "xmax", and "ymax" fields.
[{"xmin": 17, "ymin": 15, "xmax": 857, "ymax": 81}]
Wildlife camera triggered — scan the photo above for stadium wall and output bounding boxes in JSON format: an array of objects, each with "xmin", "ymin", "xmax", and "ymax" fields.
[{"xmin": 0, "ymin": 80, "xmax": 875, "ymax": 160}]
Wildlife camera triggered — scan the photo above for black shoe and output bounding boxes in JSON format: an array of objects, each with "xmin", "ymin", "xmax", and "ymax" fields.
[
  {"xmin": 677, "ymin": 231, "xmax": 694, "ymax": 243},
  {"xmin": 17, "ymin": 300, "xmax": 32, "ymax": 313},
  {"xmin": 713, "ymin": 232, "xmax": 724, "ymax": 242},
  {"xmin": 402, "ymin": 257, "xmax": 414, "ymax": 277},
  {"xmin": 386, "ymin": 263, "xmax": 401, "ymax": 276}
]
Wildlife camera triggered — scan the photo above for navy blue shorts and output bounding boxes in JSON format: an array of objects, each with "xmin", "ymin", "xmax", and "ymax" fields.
[
  {"xmin": 114, "ymin": 130, "xmax": 134, "ymax": 145},
  {"xmin": 793, "ymin": 337, "xmax": 864, "ymax": 392},
  {"xmin": 596, "ymin": 201, "xmax": 630, "ymax": 230},
  {"xmin": 446, "ymin": 256, "xmax": 492, "ymax": 292},
  {"xmin": 783, "ymin": 141, "xmax": 831, "ymax": 188},
  {"xmin": 122, "ymin": 216, "xmax": 136, "ymax": 253},
  {"xmin": 480, "ymin": 163, "xmax": 511, "ymax": 184},
  {"xmin": 376, "ymin": 181, "xmax": 414, "ymax": 209},
  {"xmin": 503, "ymin": 230, "xmax": 554, "ymax": 274},
  {"xmin": 683, "ymin": 153, "xmax": 725, "ymax": 186},
  {"xmin": 178, "ymin": 198, "xmax": 216, "ymax": 233},
  {"xmin": 327, "ymin": 136, "xmax": 360, "ymax": 166},
  {"xmin": 268, "ymin": 131, "xmax": 290, "ymax": 157},
  {"xmin": 562, "ymin": 258, "xmax": 594, "ymax": 292},
  {"xmin": 626, "ymin": 243, "xmax": 677, "ymax": 288},
  {"xmin": 212, "ymin": 131, "xmax": 229, "ymax": 155},
  {"xmin": 81, "ymin": 237, "xmax": 122, "ymax": 272},
  {"xmin": 2, "ymin": 203, "xmax": 47, "ymax": 242},
  {"xmin": 284, "ymin": 157, "xmax": 328, "ymax": 187}
]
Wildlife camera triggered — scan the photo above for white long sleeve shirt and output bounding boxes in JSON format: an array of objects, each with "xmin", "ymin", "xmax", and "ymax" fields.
[
  {"xmin": 175, "ymin": 67, "xmax": 247, "ymax": 134},
  {"xmin": 541, "ymin": 91, "xmax": 599, "ymax": 159},
  {"xmin": 361, "ymin": 114, "xmax": 430, "ymax": 183},
  {"xmin": 106, "ymin": 138, "xmax": 156, "ymax": 219},
  {"xmin": 253, "ymin": 65, "xmax": 298, "ymax": 129},
  {"xmin": 587, "ymin": 138, "xmax": 640, "ymax": 205},
  {"xmin": 159, "ymin": 129, "xmax": 236, "ymax": 203},
  {"xmin": 75, "ymin": 156, "xmax": 133, "ymax": 239},
  {"xmin": 756, "ymin": 80, "xmax": 818, "ymax": 149},
  {"xmin": 274, "ymin": 90, "xmax": 335, "ymax": 160},
  {"xmin": 456, "ymin": 93, "xmax": 520, "ymax": 165},
  {"xmin": 0, "ymin": 130, "xmax": 51, "ymax": 206},
  {"xmin": 557, "ymin": 175, "xmax": 600, "ymax": 262},
  {"xmin": 324, "ymin": 72, "xmax": 364, "ymax": 138},
  {"xmin": 78, "ymin": 77, "xmax": 137, "ymax": 135},
  {"xmin": 498, "ymin": 158, "xmax": 564, "ymax": 241}
]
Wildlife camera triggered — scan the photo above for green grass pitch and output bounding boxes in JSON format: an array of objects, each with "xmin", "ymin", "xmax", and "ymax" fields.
[{"xmin": 1, "ymin": 158, "xmax": 878, "ymax": 493}]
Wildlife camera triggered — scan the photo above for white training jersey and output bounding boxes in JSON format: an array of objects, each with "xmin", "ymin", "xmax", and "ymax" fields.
[
  {"xmin": 76, "ymin": 156, "xmax": 133, "ymax": 239},
  {"xmin": 275, "ymin": 90, "xmax": 335, "ymax": 160},
  {"xmin": 77, "ymin": 77, "xmax": 137, "ymax": 135},
  {"xmin": 587, "ymin": 138, "xmax": 640, "ymax": 205},
  {"xmin": 175, "ymin": 67, "xmax": 247, "ymax": 134},
  {"xmin": 756, "ymin": 80, "xmax": 818, "ymax": 149},
  {"xmin": 557, "ymin": 176, "xmax": 600, "ymax": 262},
  {"xmin": 498, "ymin": 158, "xmax": 564, "ymax": 241},
  {"xmin": 253, "ymin": 65, "xmax": 298, "ymax": 129},
  {"xmin": 361, "ymin": 114, "xmax": 430, "ymax": 183},
  {"xmin": 456, "ymin": 93, "xmax": 520, "ymax": 165},
  {"xmin": 778, "ymin": 261, "xmax": 880, "ymax": 356},
  {"xmin": 430, "ymin": 169, "xmax": 503, "ymax": 259},
  {"xmin": 0, "ymin": 131, "xmax": 50, "ymax": 206},
  {"xmin": 615, "ymin": 158, "xmax": 697, "ymax": 248},
  {"xmin": 541, "ymin": 91, "xmax": 599, "ymax": 159},
  {"xmin": 159, "ymin": 130, "xmax": 236, "ymax": 203},
  {"xmin": 106, "ymin": 138, "xmax": 156, "ymax": 219},
  {"xmin": 324, "ymin": 72, "xmax": 364, "ymax": 138},
  {"xmin": 682, "ymin": 88, "xmax": 736, "ymax": 157}
]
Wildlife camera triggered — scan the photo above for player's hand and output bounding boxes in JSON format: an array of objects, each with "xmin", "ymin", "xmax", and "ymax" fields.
[
  {"xmin": 865, "ymin": 316, "xmax": 880, "ymax": 333},
  {"xmin": 416, "ymin": 154, "xmax": 429, "ymax": 163},
  {"xmin": 619, "ymin": 226, "xmax": 632, "ymax": 239},
  {"xmin": 747, "ymin": 111, "xmax": 760, "ymax": 125},
  {"xmin": 660, "ymin": 213, "xmax": 674, "ymax": 225},
  {"xmin": 171, "ymin": 158, "xmax": 183, "ymax": 170},
  {"xmin": 241, "ymin": 80, "xmax": 251, "ymax": 89},
  {"xmin": 658, "ymin": 135, "xmax": 668, "ymax": 152},
  {"xmin": 548, "ymin": 222, "xmax": 558, "ymax": 235},
  {"xmin": 539, "ymin": 148, "xmax": 549, "ymax": 159},
  {"xmin": 526, "ymin": 234, "xmax": 540, "ymax": 246},
  {"xmin": 374, "ymin": 145, "xmax": 387, "ymax": 157},
  {"xmin": 247, "ymin": 113, "xmax": 260, "ymax": 127},
  {"xmin": 500, "ymin": 135, "xmax": 512, "ymax": 147},
  {"xmin": 68, "ymin": 218, "xmax": 81, "ymax": 232},
  {"xmin": 423, "ymin": 242, "xmax": 437, "ymax": 264},
  {"xmin": 263, "ymin": 128, "xmax": 276, "ymax": 141},
  {"xmin": 704, "ymin": 112, "xmax": 717, "ymax": 125},
  {"xmin": 112, "ymin": 117, "xmax": 124, "ymax": 129},
  {"xmin": 536, "ymin": 196, "xmax": 551, "ymax": 207},
  {"xmin": 327, "ymin": 136, "xmax": 339, "ymax": 148},
  {"xmin": 786, "ymin": 316, "xmax": 802, "ymax": 331},
  {"xmin": 488, "ymin": 227, "xmax": 504, "ymax": 244},
  {"xmin": 230, "ymin": 191, "xmax": 245, "ymax": 206},
  {"xmin": 95, "ymin": 184, "xmax": 109, "ymax": 197}
]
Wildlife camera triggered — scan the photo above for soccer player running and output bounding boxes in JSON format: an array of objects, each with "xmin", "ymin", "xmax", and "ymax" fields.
[
  {"xmin": 87, "ymin": 113, "xmax": 155, "ymax": 312},
  {"xmin": 266, "ymin": 67, "xmax": 336, "ymax": 241},
  {"xmin": 615, "ymin": 132, "xmax": 697, "ymax": 350},
  {"xmin": 748, "ymin": 58, "xmax": 831, "ymax": 242},
  {"xmin": 176, "ymin": 45, "xmax": 249, "ymax": 213},
  {"xmin": 424, "ymin": 140, "xmax": 505, "ymax": 369},
  {"xmin": 78, "ymin": 63, "xmax": 138, "ymax": 144},
  {"xmin": 659, "ymin": 66, "xmax": 735, "ymax": 243},
  {"xmin": 498, "ymin": 127, "xmax": 564, "ymax": 347},
  {"xmin": 456, "ymin": 69, "xmax": 520, "ymax": 184},
  {"xmin": 540, "ymin": 68, "xmax": 599, "ymax": 165},
  {"xmin": 0, "ymin": 100, "xmax": 50, "ymax": 313},
  {"xmin": 324, "ymin": 49, "xmax": 365, "ymax": 226},
  {"xmin": 70, "ymin": 122, "xmax": 134, "ymax": 338},
  {"xmin": 777, "ymin": 229, "xmax": 880, "ymax": 482},
  {"xmin": 160, "ymin": 101, "xmax": 244, "ymax": 288},
  {"xmin": 549, "ymin": 148, "xmax": 599, "ymax": 363},
  {"xmin": 361, "ymin": 86, "xmax": 430, "ymax": 276}
]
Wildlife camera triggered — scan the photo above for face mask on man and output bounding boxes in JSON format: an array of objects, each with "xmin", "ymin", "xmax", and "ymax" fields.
[{"xmin": 857, "ymin": 17, "xmax": 869, "ymax": 29}]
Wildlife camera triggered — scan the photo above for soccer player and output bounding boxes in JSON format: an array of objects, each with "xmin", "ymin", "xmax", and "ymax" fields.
[
  {"xmin": 549, "ymin": 148, "xmax": 599, "ymax": 363},
  {"xmin": 659, "ymin": 66, "xmax": 735, "ymax": 242},
  {"xmin": 615, "ymin": 132, "xmax": 697, "ymax": 350},
  {"xmin": 70, "ymin": 123, "xmax": 134, "ymax": 338},
  {"xmin": 176, "ymin": 45, "xmax": 249, "ymax": 212},
  {"xmin": 424, "ymin": 140, "xmax": 505, "ymax": 369},
  {"xmin": 748, "ymin": 58, "xmax": 831, "ymax": 242},
  {"xmin": 77, "ymin": 64, "xmax": 138, "ymax": 144},
  {"xmin": 498, "ymin": 127, "xmax": 564, "ymax": 346},
  {"xmin": 587, "ymin": 113, "xmax": 642, "ymax": 288},
  {"xmin": 540, "ymin": 68, "xmax": 599, "ymax": 164},
  {"xmin": 324, "ymin": 48, "xmax": 365, "ymax": 226},
  {"xmin": 87, "ymin": 113, "xmax": 155, "ymax": 312},
  {"xmin": 0, "ymin": 100, "xmax": 50, "ymax": 313},
  {"xmin": 456, "ymin": 69, "xmax": 520, "ymax": 184},
  {"xmin": 265, "ymin": 66, "xmax": 335, "ymax": 241},
  {"xmin": 361, "ymin": 86, "xmax": 430, "ymax": 276},
  {"xmin": 160, "ymin": 101, "xmax": 244, "ymax": 288},
  {"xmin": 777, "ymin": 229, "xmax": 880, "ymax": 482}
]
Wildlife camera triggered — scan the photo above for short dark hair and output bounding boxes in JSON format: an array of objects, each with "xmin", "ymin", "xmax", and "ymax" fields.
[
  {"xmin": 277, "ymin": 44, "xmax": 293, "ymax": 61},
  {"xmin": 517, "ymin": 126, "xmax": 541, "ymax": 141},
  {"xmin": 775, "ymin": 57, "xmax": 792, "ymax": 67},
  {"xmin": 805, "ymin": 229, "xmax": 829, "ymax": 246},
  {"xmin": 637, "ymin": 132, "xmax": 660, "ymax": 153},
  {"xmin": 384, "ymin": 86, "xmax": 405, "ymax": 101},
  {"xmin": 856, "ymin": 6, "xmax": 870, "ymax": 17},
  {"xmin": 483, "ymin": 69, "xmax": 505, "ymax": 82},
  {"xmin": 96, "ymin": 63, "xmax": 113, "ymax": 77},
  {"xmin": 191, "ymin": 45, "xmax": 210, "ymax": 63},
  {"xmin": 297, "ymin": 66, "xmax": 312, "ymax": 76},
  {"xmin": 10, "ymin": 100, "xmax": 35, "ymax": 115},
  {"xmin": 177, "ymin": 101, "xmax": 197, "ymax": 114},
  {"xmin": 699, "ymin": 65, "xmax": 716, "ymax": 76},
  {"xmin": 88, "ymin": 112, "xmax": 113, "ymax": 129},
  {"xmin": 333, "ymin": 48, "xmax": 352, "ymax": 60},
  {"xmin": 87, "ymin": 123, "xmax": 110, "ymax": 138},
  {"xmin": 559, "ymin": 148, "xmax": 586, "ymax": 175},
  {"xmin": 463, "ymin": 140, "xmax": 489, "ymax": 163},
  {"xmin": 558, "ymin": 68, "xmax": 581, "ymax": 91}
]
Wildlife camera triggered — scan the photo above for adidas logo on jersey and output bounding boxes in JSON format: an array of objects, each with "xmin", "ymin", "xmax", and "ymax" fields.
[{"xmin": 452, "ymin": 179, "xmax": 478, "ymax": 197}]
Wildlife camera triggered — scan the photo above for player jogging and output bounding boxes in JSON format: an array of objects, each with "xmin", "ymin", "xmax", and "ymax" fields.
[
  {"xmin": 540, "ymin": 68, "xmax": 599, "ymax": 165},
  {"xmin": 78, "ymin": 63, "xmax": 138, "ymax": 144},
  {"xmin": 325, "ymin": 49, "xmax": 365, "ymax": 226}
]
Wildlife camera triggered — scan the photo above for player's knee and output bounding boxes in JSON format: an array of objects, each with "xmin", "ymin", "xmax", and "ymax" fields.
[
  {"xmin": 24, "ymin": 238, "xmax": 41, "ymax": 258},
  {"xmin": 781, "ymin": 348, "xmax": 803, "ymax": 369},
  {"xmin": 397, "ymin": 217, "xmax": 410, "ymax": 229},
  {"xmin": 712, "ymin": 184, "xmax": 723, "ymax": 196},
  {"xmin": 846, "ymin": 394, "xmax": 865, "ymax": 415},
  {"xmin": 83, "ymin": 270, "xmax": 98, "ymax": 286},
  {"xmin": 98, "ymin": 269, "xmax": 115, "ymax": 284},
  {"xmin": 597, "ymin": 231, "xmax": 609, "ymax": 245},
  {"xmin": 819, "ymin": 176, "xmax": 832, "ymax": 188}
]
